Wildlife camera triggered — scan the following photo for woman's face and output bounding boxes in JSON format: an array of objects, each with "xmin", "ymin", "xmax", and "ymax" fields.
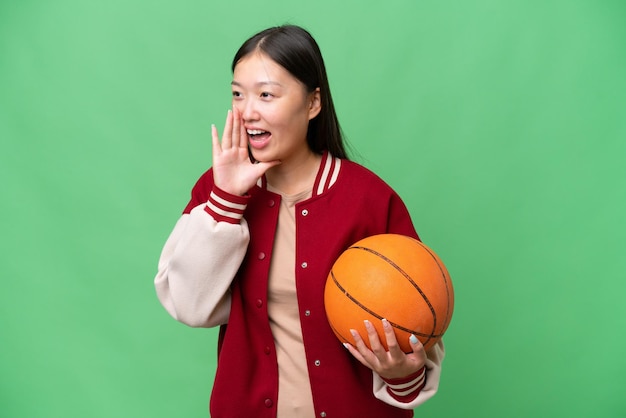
[{"xmin": 231, "ymin": 52, "xmax": 321, "ymax": 164}]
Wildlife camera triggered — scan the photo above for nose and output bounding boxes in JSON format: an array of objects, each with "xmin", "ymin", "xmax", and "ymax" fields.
[{"xmin": 236, "ymin": 98, "xmax": 259, "ymax": 122}]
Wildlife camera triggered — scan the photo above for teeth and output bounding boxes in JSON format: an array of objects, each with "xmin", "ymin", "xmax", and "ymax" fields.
[{"xmin": 247, "ymin": 129, "xmax": 266, "ymax": 135}]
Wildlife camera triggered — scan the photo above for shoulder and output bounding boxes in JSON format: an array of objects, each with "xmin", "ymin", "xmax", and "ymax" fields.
[
  {"xmin": 330, "ymin": 158, "xmax": 419, "ymax": 239},
  {"xmin": 341, "ymin": 159, "xmax": 380, "ymax": 177},
  {"xmin": 337, "ymin": 159, "xmax": 398, "ymax": 195}
]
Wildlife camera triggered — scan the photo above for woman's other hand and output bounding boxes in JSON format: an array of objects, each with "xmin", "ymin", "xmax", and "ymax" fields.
[{"xmin": 344, "ymin": 319, "xmax": 427, "ymax": 380}]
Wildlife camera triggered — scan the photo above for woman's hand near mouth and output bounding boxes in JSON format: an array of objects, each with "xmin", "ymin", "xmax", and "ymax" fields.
[{"xmin": 211, "ymin": 106, "xmax": 281, "ymax": 196}]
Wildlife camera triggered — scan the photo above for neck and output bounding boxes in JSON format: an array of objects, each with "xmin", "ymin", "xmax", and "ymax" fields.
[{"xmin": 265, "ymin": 150, "xmax": 321, "ymax": 195}]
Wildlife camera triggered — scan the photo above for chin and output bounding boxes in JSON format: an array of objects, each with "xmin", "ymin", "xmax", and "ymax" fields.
[{"xmin": 249, "ymin": 149, "xmax": 276, "ymax": 163}]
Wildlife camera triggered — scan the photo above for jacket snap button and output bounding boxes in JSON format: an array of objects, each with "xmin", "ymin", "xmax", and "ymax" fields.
[
  {"xmin": 264, "ymin": 398, "xmax": 273, "ymax": 407},
  {"xmin": 301, "ymin": 209, "xmax": 309, "ymax": 216},
  {"xmin": 268, "ymin": 199, "xmax": 275, "ymax": 207},
  {"xmin": 256, "ymin": 299, "xmax": 263, "ymax": 308},
  {"xmin": 305, "ymin": 310, "xmax": 311, "ymax": 316},
  {"xmin": 258, "ymin": 252, "xmax": 266, "ymax": 260},
  {"xmin": 264, "ymin": 346, "xmax": 271, "ymax": 354},
  {"xmin": 301, "ymin": 262, "xmax": 308, "ymax": 268},
  {"xmin": 314, "ymin": 360, "xmax": 321, "ymax": 366},
  {"xmin": 320, "ymin": 413, "xmax": 327, "ymax": 417}
]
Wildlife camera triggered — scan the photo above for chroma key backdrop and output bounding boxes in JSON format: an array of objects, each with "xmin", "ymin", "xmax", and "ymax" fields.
[{"xmin": 1, "ymin": 1, "xmax": 625, "ymax": 417}]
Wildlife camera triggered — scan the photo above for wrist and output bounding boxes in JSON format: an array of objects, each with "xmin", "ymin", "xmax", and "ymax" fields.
[
  {"xmin": 204, "ymin": 185, "xmax": 250, "ymax": 224},
  {"xmin": 381, "ymin": 366, "xmax": 426, "ymax": 403}
]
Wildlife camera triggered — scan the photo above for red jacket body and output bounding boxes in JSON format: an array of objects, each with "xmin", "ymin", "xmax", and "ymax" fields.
[{"xmin": 184, "ymin": 155, "xmax": 422, "ymax": 417}]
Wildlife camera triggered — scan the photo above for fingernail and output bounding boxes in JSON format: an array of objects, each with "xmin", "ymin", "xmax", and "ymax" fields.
[
  {"xmin": 350, "ymin": 329, "xmax": 358, "ymax": 338},
  {"xmin": 382, "ymin": 318, "xmax": 390, "ymax": 328},
  {"xmin": 410, "ymin": 334, "xmax": 419, "ymax": 344},
  {"xmin": 343, "ymin": 343, "xmax": 350, "ymax": 349},
  {"xmin": 363, "ymin": 320, "xmax": 372, "ymax": 330}
]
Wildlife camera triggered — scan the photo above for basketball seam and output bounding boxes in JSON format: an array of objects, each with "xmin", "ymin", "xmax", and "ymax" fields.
[
  {"xmin": 350, "ymin": 246, "xmax": 439, "ymax": 348},
  {"xmin": 329, "ymin": 270, "xmax": 443, "ymax": 341},
  {"xmin": 410, "ymin": 240, "xmax": 453, "ymax": 330}
]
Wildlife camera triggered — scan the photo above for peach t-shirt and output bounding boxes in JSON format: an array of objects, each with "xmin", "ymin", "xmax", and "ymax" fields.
[{"xmin": 266, "ymin": 186, "xmax": 315, "ymax": 418}]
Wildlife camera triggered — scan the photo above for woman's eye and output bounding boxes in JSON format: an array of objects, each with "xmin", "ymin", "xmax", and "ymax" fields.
[
  {"xmin": 260, "ymin": 92, "xmax": 273, "ymax": 99},
  {"xmin": 232, "ymin": 91, "xmax": 242, "ymax": 98}
]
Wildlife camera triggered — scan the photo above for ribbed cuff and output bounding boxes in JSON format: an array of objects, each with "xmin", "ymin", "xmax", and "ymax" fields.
[
  {"xmin": 204, "ymin": 186, "xmax": 249, "ymax": 224},
  {"xmin": 381, "ymin": 366, "xmax": 426, "ymax": 403}
]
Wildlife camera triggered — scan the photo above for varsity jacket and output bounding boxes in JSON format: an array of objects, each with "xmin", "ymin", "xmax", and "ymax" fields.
[{"xmin": 155, "ymin": 152, "xmax": 444, "ymax": 418}]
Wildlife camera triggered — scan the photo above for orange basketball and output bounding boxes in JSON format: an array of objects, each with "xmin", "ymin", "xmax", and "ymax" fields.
[{"xmin": 324, "ymin": 234, "xmax": 454, "ymax": 352}]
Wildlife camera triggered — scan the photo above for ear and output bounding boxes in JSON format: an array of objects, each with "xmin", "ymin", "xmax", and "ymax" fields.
[{"xmin": 308, "ymin": 88, "xmax": 322, "ymax": 120}]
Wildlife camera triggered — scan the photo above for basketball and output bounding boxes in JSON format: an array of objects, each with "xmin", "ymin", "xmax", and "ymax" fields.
[{"xmin": 324, "ymin": 234, "xmax": 454, "ymax": 353}]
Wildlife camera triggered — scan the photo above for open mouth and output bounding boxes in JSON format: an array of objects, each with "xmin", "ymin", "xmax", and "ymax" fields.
[{"xmin": 247, "ymin": 129, "xmax": 271, "ymax": 146}]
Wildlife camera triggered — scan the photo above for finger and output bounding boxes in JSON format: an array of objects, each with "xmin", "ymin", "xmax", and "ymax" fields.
[
  {"xmin": 222, "ymin": 109, "xmax": 233, "ymax": 148},
  {"xmin": 364, "ymin": 320, "xmax": 386, "ymax": 356},
  {"xmin": 234, "ymin": 106, "xmax": 248, "ymax": 148},
  {"xmin": 350, "ymin": 329, "xmax": 380, "ymax": 370},
  {"xmin": 231, "ymin": 107, "xmax": 241, "ymax": 149},
  {"xmin": 350, "ymin": 328, "xmax": 379, "ymax": 365},
  {"xmin": 350, "ymin": 328, "xmax": 377, "ymax": 357},
  {"xmin": 349, "ymin": 328, "xmax": 367, "ymax": 349},
  {"xmin": 342, "ymin": 342, "xmax": 368, "ymax": 365},
  {"xmin": 253, "ymin": 160, "xmax": 282, "ymax": 176},
  {"xmin": 381, "ymin": 318, "xmax": 404, "ymax": 356},
  {"xmin": 211, "ymin": 123, "xmax": 221, "ymax": 155},
  {"xmin": 409, "ymin": 334, "xmax": 426, "ymax": 356}
]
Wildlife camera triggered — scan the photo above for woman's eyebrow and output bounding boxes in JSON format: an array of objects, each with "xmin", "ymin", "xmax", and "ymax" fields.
[{"xmin": 231, "ymin": 80, "xmax": 283, "ymax": 88}]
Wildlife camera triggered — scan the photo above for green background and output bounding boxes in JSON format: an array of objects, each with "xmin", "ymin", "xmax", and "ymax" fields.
[{"xmin": 2, "ymin": 0, "xmax": 625, "ymax": 417}]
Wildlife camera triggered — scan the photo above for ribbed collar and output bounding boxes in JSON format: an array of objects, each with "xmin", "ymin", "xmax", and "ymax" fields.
[{"xmin": 256, "ymin": 151, "xmax": 342, "ymax": 197}]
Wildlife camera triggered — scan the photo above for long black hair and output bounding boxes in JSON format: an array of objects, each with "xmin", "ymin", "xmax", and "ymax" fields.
[{"xmin": 232, "ymin": 25, "xmax": 349, "ymax": 160}]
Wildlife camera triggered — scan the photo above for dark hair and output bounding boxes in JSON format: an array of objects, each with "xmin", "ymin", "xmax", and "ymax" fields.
[{"xmin": 232, "ymin": 25, "xmax": 349, "ymax": 160}]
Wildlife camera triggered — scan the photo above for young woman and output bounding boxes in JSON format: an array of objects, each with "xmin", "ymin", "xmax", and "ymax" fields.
[{"xmin": 155, "ymin": 25, "xmax": 445, "ymax": 418}]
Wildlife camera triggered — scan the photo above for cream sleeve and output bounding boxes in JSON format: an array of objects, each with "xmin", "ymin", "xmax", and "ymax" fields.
[
  {"xmin": 154, "ymin": 203, "xmax": 250, "ymax": 328},
  {"xmin": 372, "ymin": 340, "xmax": 446, "ymax": 409}
]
